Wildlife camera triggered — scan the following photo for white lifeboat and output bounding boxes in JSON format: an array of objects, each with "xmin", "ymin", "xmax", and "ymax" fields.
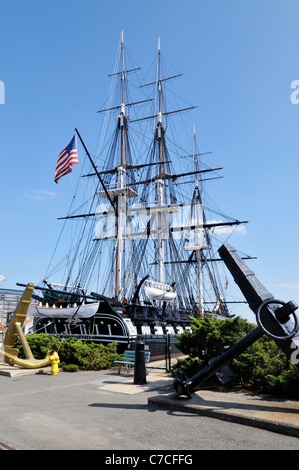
[
  {"xmin": 144, "ymin": 280, "xmax": 177, "ymax": 302},
  {"xmin": 27, "ymin": 302, "xmax": 99, "ymax": 319}
]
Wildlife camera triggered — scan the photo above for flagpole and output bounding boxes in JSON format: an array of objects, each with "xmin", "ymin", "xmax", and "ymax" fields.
[{"xmin": 74, "ymin": 128, "xmax": 117, "ymax": 216}]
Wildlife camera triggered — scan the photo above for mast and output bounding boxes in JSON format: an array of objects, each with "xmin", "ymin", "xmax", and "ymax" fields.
[
  {"xmin": 156, "ymin": 37, "xmax": 165, "ymax": 285},
  {"xmin": 183, "ymin": 126, "xmax": 209, "ymax": 314},
  {"xmin": 194, "ymin": 127, "xmax": 204, "ymax": 314},
  {"xmin": 113, "ymin": 31, "xmax": 139, "ymax": 300},
  {"xmin": 115, "ymin": 30, "xmax": 126, "ymax": 300},
  {"xmin": 120, "ymin": 30, "xmax": 126, "ymax": 168}
]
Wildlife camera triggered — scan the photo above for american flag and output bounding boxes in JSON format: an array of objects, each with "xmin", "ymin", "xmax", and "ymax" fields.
[{"xmin": 54, "ymin": 135, "xmax": 79, "ymax": 183}]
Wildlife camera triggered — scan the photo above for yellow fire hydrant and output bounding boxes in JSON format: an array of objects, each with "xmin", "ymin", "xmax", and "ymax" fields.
[{"xmin": 49, "ymin": 351, "xmax": 60, "ymax": 375}]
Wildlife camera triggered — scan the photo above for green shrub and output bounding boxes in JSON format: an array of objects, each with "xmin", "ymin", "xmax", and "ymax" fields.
[
  {"xmin": 13, "ymin": 333, "xmax": 60, "ymax": 359},
  {"xmin": 58, "ymin": 339, "xmax": 121, "ymax": 370},
  {"xmin": 264, "ymin": 364, "xmax": 299, "ymax": 397},
  {"xmin": 61, "ymin": 363, "xmax": 79, "ymax": 372},
  {"xmin": 174, "ymin": 316, "xmax": 254, "ymax": 365},
  {"xmin": 13, "ymin": 334, "xmax": 122, "ymax": 371}
]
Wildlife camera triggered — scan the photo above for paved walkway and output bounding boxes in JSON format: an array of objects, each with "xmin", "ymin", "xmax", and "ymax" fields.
[
  {"xmin": 1, "ymin": 359, "xmax": 299, "ymax": 439},
  {"xmin": 0, "ymin": 358, "xmax": 298, "ymax": 449},
  {"xmin": 149, "ymin": 387, "xmax": 299, "ymax": 438},
  {"xmin": 98, "ymin": 363, "xmax": 299, "ymax": 439}
]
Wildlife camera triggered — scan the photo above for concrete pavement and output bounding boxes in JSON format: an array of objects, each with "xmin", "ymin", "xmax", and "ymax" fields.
[
  {"xmin": 96, "ymin": 362, "xmax": 299, "ymax": 439},
  {"xmin": 0, "ymin": 358, "xmax": 298, "ymax": 448},
  {"xmin": 149, "ymin": 387, "xmax": 299, "ymax": 438}
]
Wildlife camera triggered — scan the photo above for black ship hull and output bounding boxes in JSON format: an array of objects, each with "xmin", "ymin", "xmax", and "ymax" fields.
[{"xmin": 32, "ymin": 295, "xmax": 192, "ymax": 358}]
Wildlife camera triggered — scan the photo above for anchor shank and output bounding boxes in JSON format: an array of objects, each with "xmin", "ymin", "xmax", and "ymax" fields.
[
  {"xmin": 14, "ymin": 322, "xmax": 35, "ymax": 361},
  {"xmin": 173, "ymin": 326, "xmax": 263, "ymax": 396}
]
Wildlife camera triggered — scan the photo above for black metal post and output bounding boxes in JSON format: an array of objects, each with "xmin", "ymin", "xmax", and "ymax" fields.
[
  {"xmin": 134, "ymin": 340, "xmax": 147, "ymax": 384},
  {"xmin": 166, "ymin": 333, "xmax": 171, "ymax": 372}
]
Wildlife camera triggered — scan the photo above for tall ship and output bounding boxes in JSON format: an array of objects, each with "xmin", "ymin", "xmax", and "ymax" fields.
[{"xmin": 25, "ymin": 33, "xmax": 249, "ymax": 353}]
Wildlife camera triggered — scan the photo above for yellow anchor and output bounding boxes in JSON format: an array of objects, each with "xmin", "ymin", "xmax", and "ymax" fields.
[{"xmin": 1, "ymin": 283, "xmax": 58, "ymax": 369}]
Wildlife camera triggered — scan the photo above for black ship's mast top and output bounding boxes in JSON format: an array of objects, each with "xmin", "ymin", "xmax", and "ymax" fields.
[{"xmin": 120, "ymin": 30, "xmax": 126, "ymax": 168}]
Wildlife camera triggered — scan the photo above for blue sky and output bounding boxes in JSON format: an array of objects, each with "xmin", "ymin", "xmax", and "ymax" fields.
[{"xmin": 0, "ymin": 0, "xmax": 299, "ymax": 323}]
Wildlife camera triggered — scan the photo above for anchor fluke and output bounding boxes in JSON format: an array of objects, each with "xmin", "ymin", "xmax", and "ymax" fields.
[{"xmin": 173, "ymin": 369, "xmax": 191, "ymax": 398}]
